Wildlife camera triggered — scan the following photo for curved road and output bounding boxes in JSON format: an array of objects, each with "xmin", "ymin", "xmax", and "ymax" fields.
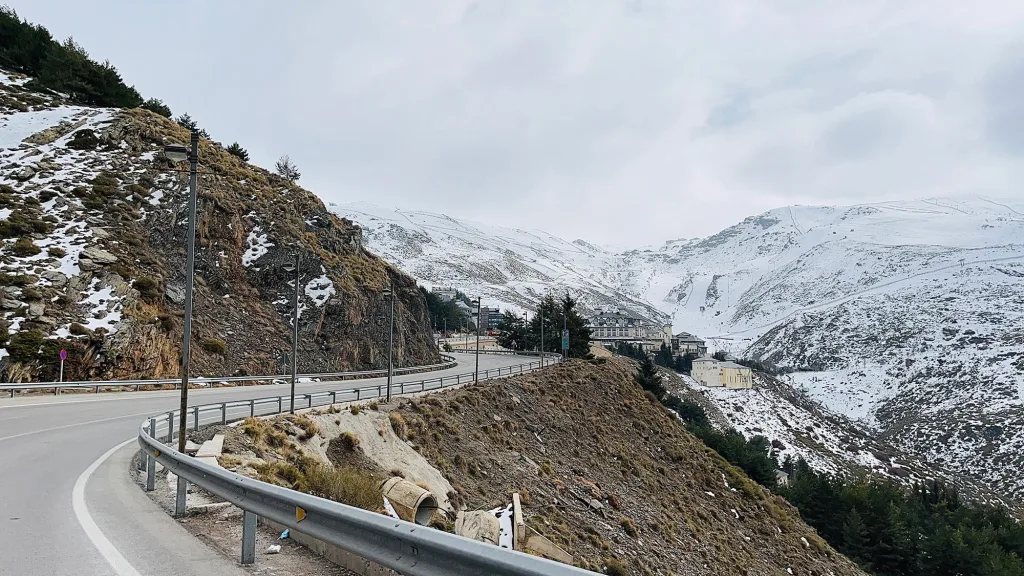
[{"xmin": 0, "ymin": 352, "xmax": 531, "ymax": 576}]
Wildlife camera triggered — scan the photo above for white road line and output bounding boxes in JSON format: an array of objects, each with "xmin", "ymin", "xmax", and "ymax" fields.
[
  {"xmin": 0, "ymin": 412, "xmax": 152, "ymax": 443},
  {"xmin": 73, "ymin": 438, "xmax": 144, "ymax": 576}
]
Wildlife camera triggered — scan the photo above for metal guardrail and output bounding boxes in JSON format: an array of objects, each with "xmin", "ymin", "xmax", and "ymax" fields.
[
  {"xmin": 137, "ymin": 352, "xmax": 586, "ymax": 576},
  {"xmin": 1, "ymin": 354, "xmax": 460, "ymax": 397}
]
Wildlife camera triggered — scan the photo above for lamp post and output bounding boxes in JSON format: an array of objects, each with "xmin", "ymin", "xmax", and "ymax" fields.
[
  {"xmin": 163, "ymin": 131, "xmax": 198, "ymax": 456},
  {"xmin": 473, "ymin": 298, "xmax": 482, "ymax": 382},
  {"xmin": 384, "ymin": 284, "xmax": 395, "ymax": 402},
  {"xmin": 540, "ymin": 308, "xmax": 545, "ymax": 368},
  {"xmin": 283, "ymin": 254, "xmax": 301, "ymax": 413}
]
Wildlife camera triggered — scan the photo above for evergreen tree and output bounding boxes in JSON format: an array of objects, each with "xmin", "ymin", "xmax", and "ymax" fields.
[
  {"xmin": 226, "ymin": 142, "xmax": 249, "ymax": 162},
  {"xmin": 175, "ymin": 113, "xmax": 210, "ymax": 138},
  {"xmin": 276, "ymin": 155, "xmax": 301, "ymax": 182},
  {"xmin": 656, "ymin": 343, "xmax": 674, "ymax": 367},
  {"xmin": 528, "ymin": 293, "xmax": 591, "ymax": 358},
  {"xmin": 841, "ymin": 509, "xmax": 871, "ymax": 570},
  {"xmin": 712, "ymin": 350, "xmax": 728, "ymax": 361},
  {"xmin": 496, "ymin": 310, "xmax": 528, "ymax": 351},
  {"xmin": 634, "ymin": 355, "xmax": 666, "ymax": 399},
  {"xmin": 141, "ymin": 97, "xmax": 172, "ymax": 117},
  {"xmin": 674, "ymin": 352, "xmax": 694, "ymax": 373}
]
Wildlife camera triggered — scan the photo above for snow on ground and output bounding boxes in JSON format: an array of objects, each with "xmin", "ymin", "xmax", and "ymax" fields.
[
  {"xmin": 304, "ymin": 271, "xmax": 335, "ymax": 307},
  {"xmin": 241, "ymin": 227, "xmax": 272, "ymax": 268},
  {"xmin": 491, "ymin": 504, "xmax": 514, "ymax": 549}
]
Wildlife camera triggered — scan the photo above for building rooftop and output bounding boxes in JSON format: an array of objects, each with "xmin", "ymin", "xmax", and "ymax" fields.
[
  {"xmin": 674, "ymin": 331, "xmax": 706, "ymax": 342},
  {"xmin": 692, "ymin": 357, "xmax": 717, "ymax": 363},
  {"xmin": 719, "ymin": 361, "xmax": 748, "ymax": 369}
]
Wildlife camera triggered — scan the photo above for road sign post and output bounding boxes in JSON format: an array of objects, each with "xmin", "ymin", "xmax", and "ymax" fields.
[
  {"xmin": 58, "ymin": 349, "xmax": 67, "ymax": 383},
  {"xmin": 561, "ymin": 329, "xmax": 569, "ymax": 359}
]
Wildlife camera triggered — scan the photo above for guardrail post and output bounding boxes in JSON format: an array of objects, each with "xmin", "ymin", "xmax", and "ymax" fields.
[
  {"xmin": 241, "ymin": 510, "xmax": 257, "ymax": 565},
  {"xmin": 166, "ymin": 411, "xmax": 174, "ymax": 443},
  {"xmin": 146, "ymin": 419, "xmax": 156, "ymax": 492},
  {"xmin": 221, "ymin": 403, "xmax": 227, "ymax": 424},
  {"xmin": 377, "ymin": 385, "xmax": 382, "ymax": 398},
  {"xmin": 277, "ymin": 397, "xmax": 282, "ymax": 413},
  {"xmin": 175, "ymin": 475, "xmax": 187, "ymax": 516},
  {"xmin": 250, "ymin": 399, "xmax": 255, "ymax": 418},
  {"xmin": 400, "ymin": 383, "xmax": 405, "ymax": 394},
  {"xmin": 94, "ymin": 385, "xmax": 99, "ymax": 394},
  {"xmin": 307, "ymin": 394, "xmax": 312, "ymax": 409},
  {"xmin": 193, "ymin": 405, "xmax": 199, "ymax": 431}
]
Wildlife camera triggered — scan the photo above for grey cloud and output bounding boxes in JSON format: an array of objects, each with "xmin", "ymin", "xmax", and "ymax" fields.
[{"xmin": 985, "ymin": 48, "xmax": 1024, "ymax": 155}]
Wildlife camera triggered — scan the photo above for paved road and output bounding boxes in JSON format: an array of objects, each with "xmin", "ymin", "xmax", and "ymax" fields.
[{"xmin": 0, "ymin": 352, "xmax": 533, "ymax": 576}]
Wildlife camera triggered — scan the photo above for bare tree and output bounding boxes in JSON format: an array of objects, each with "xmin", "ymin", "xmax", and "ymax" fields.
[{"xmin": 275, "ymin": 155, "xmax": 301, "ymax": 182}]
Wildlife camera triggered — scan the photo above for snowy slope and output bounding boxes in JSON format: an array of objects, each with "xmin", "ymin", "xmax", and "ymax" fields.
[
  {"xmin": 334, "ymin": 198, "xmax": 1024, "ymax": 501},
  {"xmin": 330, "ymin": 202, "xmax": 666, "ymax": 321}
]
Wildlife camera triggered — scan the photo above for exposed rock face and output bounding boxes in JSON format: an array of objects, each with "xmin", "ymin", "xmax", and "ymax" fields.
[{"xmin": 0, "ymin": 80, "xmax": 439, "ymax": 382}]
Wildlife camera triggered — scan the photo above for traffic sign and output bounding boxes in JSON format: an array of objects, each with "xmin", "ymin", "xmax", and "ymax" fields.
[
  {"xmin": 59, "ymin": 349, "xmax": 67, "ymax": 361},
  {"xmin": 561, "ymin": 329, "xmax": 569, "ymax": 351}
]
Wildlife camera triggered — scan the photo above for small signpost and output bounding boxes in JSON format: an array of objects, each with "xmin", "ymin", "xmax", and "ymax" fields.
[
  {"xmin": 58, "ymin": 349, "xmax": 67, "ymax": 383},
  {"xmin": 561, "ymin": 329, "xmax": 569, "ymax": 353}
]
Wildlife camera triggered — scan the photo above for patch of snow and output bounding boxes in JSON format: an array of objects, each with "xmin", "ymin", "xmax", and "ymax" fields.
[
  {"xmin": 304, "ymin": 272, "xmax": 335, "ymax": 308},
  {"xmin": 490, "ymin": 505, "xmax": 514, "ymax": 549},
  {"xmin": 242, "ymin": 227, "xmax": 273, "ymax": 267}
]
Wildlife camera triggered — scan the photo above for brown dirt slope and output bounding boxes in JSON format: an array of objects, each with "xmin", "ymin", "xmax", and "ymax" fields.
[
  {"xmin": 0, "ymin": 75, "xmax": 438, "ymax": 381},
  {"xmin": 393, "ymin": 357, "xmax": 866, "ymax": 576}
]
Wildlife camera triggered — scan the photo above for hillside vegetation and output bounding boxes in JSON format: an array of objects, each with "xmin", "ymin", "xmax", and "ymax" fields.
[
  {"xmin": 0, "ymin": 58, "xmax": 438, "ymax": 381},
  {"xmin": 389, "ymin": 357, "xmax": 863, "ymax": 575}
]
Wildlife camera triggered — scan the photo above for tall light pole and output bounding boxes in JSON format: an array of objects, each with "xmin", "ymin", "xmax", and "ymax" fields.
[
  {"xmin": 473, "ymin": 298, "xmax": 482, "ymax": 382},
  {"xmin": 284, "ymin": 254, "xmax": 300, "ymax": 413},
  {"xmin": 540, "ymin": 308, "xmax": 545, "ymax": 368},
  {"xmin": 384, "ymin": 284, "xmax": 395, "ymax": 402},
  {"xmin": 523, "ymin": 311, "xmax": 528, "ymax": 352},
  {"xmin": 164, "ymin": 130, "xmax": 198, "ymax": 455},
  {"xmin": 562, "ymin": 294, "xmax": 568, "ymax": 361}
]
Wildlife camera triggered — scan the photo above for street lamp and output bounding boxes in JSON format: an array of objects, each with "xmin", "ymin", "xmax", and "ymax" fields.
[
  {"xmin": 383, "ymin": 284, "xmax": 396, "ymax": 401},
  {"xmin": 473, "ymin": 298, "xmax": 482, "ymax": 382},
  {"xmin": 164, "ymin": 130, "xmax": 198, "ymax": 517},
  {"xmin": 283, "ymin": 254, "xmax": 301, "ymax": 413}
]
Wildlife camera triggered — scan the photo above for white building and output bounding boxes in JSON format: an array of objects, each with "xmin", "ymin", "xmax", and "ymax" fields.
[
  {"xmin": 590, "ymin": 311, "xmax": 670, "ymax": 350},
  {"xmin": 691, "ymin": 357, "xmax": 753, "ymax": 389}
]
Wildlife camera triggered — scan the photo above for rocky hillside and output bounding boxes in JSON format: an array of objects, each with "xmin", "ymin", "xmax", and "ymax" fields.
[{"xmin": 0, "ymin": 68, "xmax": 438, "ymax": 382}]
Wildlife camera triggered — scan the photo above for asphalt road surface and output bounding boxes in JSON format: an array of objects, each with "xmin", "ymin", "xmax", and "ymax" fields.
[{"xmin": 0, "ymin": 352, "xmax": 533, "ymax": 576}]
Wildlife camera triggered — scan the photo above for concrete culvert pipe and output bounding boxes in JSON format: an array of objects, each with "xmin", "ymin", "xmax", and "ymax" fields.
[{"xmin": 380, "ymin": 477, "xmax": 438, "ymax": 525}]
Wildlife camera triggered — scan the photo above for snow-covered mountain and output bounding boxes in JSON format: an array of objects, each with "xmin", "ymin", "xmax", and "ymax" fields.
[
  {"xmin": 332, "ymin": 198, "xmax": 1024, "ymax": 501},
  {"xmin": 328, "ymin": 202, "xmax": 667, "ymax": 321}
]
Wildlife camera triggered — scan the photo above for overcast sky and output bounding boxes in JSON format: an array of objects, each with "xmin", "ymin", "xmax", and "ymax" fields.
[{"xmin": 9, "ymin": 1, "xmax": 1024, "ymax": 246}]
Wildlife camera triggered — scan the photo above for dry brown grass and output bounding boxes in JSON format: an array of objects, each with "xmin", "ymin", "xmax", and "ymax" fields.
[
  {"xmin": 305, "ymin": 464, "xmax": 382, "ymax": 511},
  {"xmin": 388, "ymin": 412, "xmax": 407, "ymax": 439}
]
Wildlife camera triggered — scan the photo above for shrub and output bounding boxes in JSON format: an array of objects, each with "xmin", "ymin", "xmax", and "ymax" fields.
[
  {"xmin": 605, "ymin": 558, "xmax": 628, "ymax": 576},
  {"xmin": 11, "ymin": 237, "xmax": 40, "ymax": 257},
  {"xmin": 305, "ymin": 464, "xmax": 381, "ymax": 511},
  {"xmin": 287, "ymin": 415, "xmax": 319, "ymax": 441},
  {"xmin": 69, "ymin": 323, "xmax": 90, "ymax": 336},
  {"xmin": 46, "ymin": 246, "xmax": 66, "ymax": 258},
  {"xmin": 133, "ymin": 277, "xmax": 159, "ymax": 302},
  {"xmin": 8, "ymin": 330, "xmax": 45, "ymax": 363},
  {"xmin": 388, "ymin": 412, "xmax": 407, "ymax": 438},
  {"xmin": 107, "ymin": 262, "xmax": 131, "ymax": 279},
  {"xmin": 201, "ymin": 338, "xmax": 227, "ymax": 355},
  {"xmin": 157, "ymin": 314, "xmax": 174, "ymax": 332},
  {"xmin": 21, "ymin": 286, "xmax": 41, "ymax": 301},
  {"xmin": 66, "ymin": 129, "xmax": 99, "ymax": 150},
  {"xmin": 38, "ymin": 190, "xmax": 57, "ymax": 202},
  {"xmin": 619, "ymin": 517, "xmax": 638, "ymax": 537},
  {"xmin": 337, "ymin": 431, "xmax": 360, "ymax": 451},
  {"xmin": 0, "ymin": 273, "xmax": 32, "ymax": 286},
  {"xmin": 0, "ymin": 322, "xmax": 8, "ymax": 347},
  {"xmin": 350, "ymin": 404, "xmax": 361, "ymax": 415}
]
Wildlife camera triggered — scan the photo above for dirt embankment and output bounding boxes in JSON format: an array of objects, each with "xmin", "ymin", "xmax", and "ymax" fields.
[{"xmin": 390, "ymin": 357, "xmax": 865, "ymax": 576}]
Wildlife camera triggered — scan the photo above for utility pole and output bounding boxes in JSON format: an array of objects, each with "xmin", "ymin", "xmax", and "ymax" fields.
[
  {"xmin": 562, "ymin": 294, "xmax": 568, "ymax": 361},
  {"xmin": 386, "ymin": 284, "xmax": 395, "ymax": 402},
  {"xmin": 289, "ymin": 253, "xmax": 300, "ymax": 414},
  {"xmin": 177, "ymin": 129, "xmax": 199, "ymax": 454},
  {"xmin": 540, "ymin": 308, "xmax": 545, "ymax": 368},
  {"xmin": 474, "ymin": 298, "xmax": 482, "ymax": 382}
]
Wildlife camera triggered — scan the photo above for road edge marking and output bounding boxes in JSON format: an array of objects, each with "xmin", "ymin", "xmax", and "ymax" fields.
[
  {"xmin": 0, "ymin": 411, "xmax": 154, "ymax": 443},
  {"xmin": 73, "ymin": 438, "xmax": 145, "ymax": 576}
]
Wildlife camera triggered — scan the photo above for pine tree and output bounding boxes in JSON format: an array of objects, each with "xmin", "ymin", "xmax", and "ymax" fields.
[
  {"xmin": 635, "ymin": 356, "xmax": 666, "ymax": 399},
  {"xmin": 226, "ymin": 142, "xmax": 249, "ymax": 162},
  {"xmin": 175, "ymin": 113, "xmax": 209, "ymax": 138},
  {"xmin": 275, "ymin": 155, "xmax": 301, "ymax": 182},
  {"xmin": 842, "ymin": 508, "xmax": 871, "ymax": 567},
  {"xmin": 656, "ymin": 343, "xmax": 674, "ymax": 367},
  {"xmin": 141, "ymin": 98, "xmax": 172, "ymax": 118},
  {"xmin": 528, "ymin": 293, "xmax": 591, "ymax": 358},
  {"xmin": 496, "ymin": 310, "xmax": 527, "ymax": 350}
]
